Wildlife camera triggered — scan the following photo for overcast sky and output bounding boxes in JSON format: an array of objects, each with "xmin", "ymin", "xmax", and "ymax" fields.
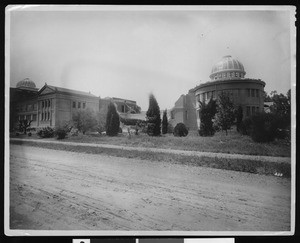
[{"xmin": 8, "ymin": 6, "xmax": 294, "ymax": 110}]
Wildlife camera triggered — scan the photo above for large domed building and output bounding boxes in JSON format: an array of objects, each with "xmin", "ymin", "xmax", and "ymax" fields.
[{"xmin": 169, "ymin": 55, "xmax": 266, "ymax": 130}]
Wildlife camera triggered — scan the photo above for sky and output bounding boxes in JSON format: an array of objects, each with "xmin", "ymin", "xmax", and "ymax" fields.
[{"xmin": 7, "ymin": 6, "xmax": 295, "ymax": 111}]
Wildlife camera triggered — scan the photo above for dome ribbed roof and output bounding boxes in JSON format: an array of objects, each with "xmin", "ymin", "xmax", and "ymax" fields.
[
  {"xmin": 210, "ymin": 55, "xmax": 246, "ymax": 80},
  {"xmin": 16, "ymin": 78, "xmax": 37, "ymax": 90}
]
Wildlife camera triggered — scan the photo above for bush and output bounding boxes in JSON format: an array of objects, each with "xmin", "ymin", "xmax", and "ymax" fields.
[
  {"xmin": 250, "ymin": 113, "xmax": 277, "ymax": 143},
  {"xmin": 37, "ymin": 127, "xmax": 55, "ymax": 138},
  {"xmin": 198, "ymin": 98, "xmax": 217, "ymax": 136},
  {"xmin": 55, "ymin": 127, "xmax": 68, "ymax": 139},
  {"xmin": 173, "ymin": 123, "xmax": 188, "ymax": 137},
  {"xmin": 28, "ymin": 132, "xmax": 32, "ymax": 137}
]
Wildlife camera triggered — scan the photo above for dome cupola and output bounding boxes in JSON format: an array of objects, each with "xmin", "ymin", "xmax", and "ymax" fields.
[
  {"xmin": 16, "ymin": 78, "xmax": 38, "ymax": 91},
  {"xmin": 210, "ymin": 55, "xmax": 246, "ymax": 81}
]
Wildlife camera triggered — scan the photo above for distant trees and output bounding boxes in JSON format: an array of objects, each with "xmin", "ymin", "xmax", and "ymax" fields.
[
  {"xmin": 146, "ymin": 93, "xmax": 161, "ymax": 136},
  {"xmin": 214, "ymin": 92, "xmax": 236, "ymax": 135},
  {"xmin": 106, "ymin": 102, "xmax": 120, "ymax": 136},
  {"xmin": 72, "ymin": 108, "xmax": 98, "ymax": 134},
  {"xmin": 162, "ymin": 109, "xmax": 168, "ymax": 134},
  {"xmin": 198, "ymin": 98, "xmax": 217, "ymax": 136}
]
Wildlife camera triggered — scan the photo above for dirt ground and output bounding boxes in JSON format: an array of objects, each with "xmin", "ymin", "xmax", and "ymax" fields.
[{"xmin": 9, "ymin": 144, "xmax": 291, "ymax": 231}]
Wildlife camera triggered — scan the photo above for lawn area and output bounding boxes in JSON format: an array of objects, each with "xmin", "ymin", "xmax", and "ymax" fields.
[{"xmin": 11, "ymin": 129, "xmax": 291, "ymax": 157}]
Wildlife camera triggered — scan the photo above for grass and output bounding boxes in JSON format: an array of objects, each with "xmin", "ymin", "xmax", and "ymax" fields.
[
  {"xmin": 10, "ymin": 139, "xmax": 291, "ymax": 178},
  {"xmin": 11, "ymin": 129, "xmax": 291, "ymax": 157}
]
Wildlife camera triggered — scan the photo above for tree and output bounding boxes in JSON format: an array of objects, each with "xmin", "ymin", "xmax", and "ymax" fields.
[
  {"xmin": 269, "ymin": 90, "xmax": 291, "ymax": 128},
  {"xmin": 236, "ymin": 105, "xmax": 243, "ymax": 132},
  {"xmin": 214, "ymin": 92, "xmax": 236, "ymax": 135},
  {"xmin": 106, "ymin": 102, "xmax": 120, "ymax": 136},
  {"xmin": 18, "ymin": 119, "xmax": 32, "ymax": 134},
  {"xmin": 162, "ymin": 109, "xmax": 168, "ymax": 134},
  {"xmin": 146, "ymin": 93, "xmax": 161, "ymax": 136},
  {"xmin": 72, "ymin": 108, "xmax": 98, "ymax": 134},
  {"xmin": 198, "ymin": 98, "xmax": 217, "ymax": 136}
]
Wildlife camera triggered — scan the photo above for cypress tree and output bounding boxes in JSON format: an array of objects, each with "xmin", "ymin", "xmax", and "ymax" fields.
[
  {"xmin": 162, "ymin": 109, "xmax": 168, "ymax": 134},
  {"xmin": 146, "ymin": 93, "xmax": 161, "ymax": 136},
  {"xmin": 106, "ymin": 102, "xmax": 120, "ymax": 136}
]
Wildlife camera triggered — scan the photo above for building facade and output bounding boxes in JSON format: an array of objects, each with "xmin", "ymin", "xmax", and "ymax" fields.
[
  {"xmin": 10, "ymin": 78, "xmax": 139, "ymax": 131},
  {"xmin": 170, "ymin": 55, "xmax": 266, "ymax": 130}
]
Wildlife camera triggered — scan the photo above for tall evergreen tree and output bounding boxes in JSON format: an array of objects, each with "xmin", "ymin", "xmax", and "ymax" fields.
[
  {"xmin": 198, "ymin": 98, "xmax": 217, "ymax": 136},
  {"xmin": 162, "ymin": 109, "xmax": 168, "ymax": 134},
  {"xmin": 214, "ymin": 92, "xmax": 236, "ymax": 135},
  {"xmin": 236, "ymin": 105, "xmax": 243, "ymax": 132},
  {"xmin": 146, "ymin": 93, "xmax": 161, "ymax": 136},
  {"xmin": 106, "ymin": 102, "xmax": 120, "ymax": 136}
]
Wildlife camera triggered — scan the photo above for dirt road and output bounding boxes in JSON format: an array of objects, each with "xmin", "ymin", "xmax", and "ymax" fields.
[{"xmin": 9, "ymin": 145, "xmax": 291, "ymax": 231}]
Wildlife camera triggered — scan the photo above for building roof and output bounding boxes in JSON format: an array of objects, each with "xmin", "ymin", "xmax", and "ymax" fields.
[
  {"xmin": 210, "ymin": 55, "xmax": 246, "ymax": 80},
  {"xmin": 39, "ymin": 84, "xmax": 97, "ymax": 98},
  {"xmin": 16, "ymin": 78, "xmax": 39, "ymax": 91}
]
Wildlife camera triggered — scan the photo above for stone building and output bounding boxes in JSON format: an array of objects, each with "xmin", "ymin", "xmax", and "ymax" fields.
[
  {"xmin": 169, "ymin": 55, "xmax": 266, "ymax": 130},
  {"xmin": 10, "ymin": 78, "xmax": 139, "ymax": 131}
]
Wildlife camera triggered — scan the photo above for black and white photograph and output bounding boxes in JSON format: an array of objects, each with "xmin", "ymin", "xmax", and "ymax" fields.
[{"xmin": 5, "ymin": 5, "xmax": 296, "ymax": 235}]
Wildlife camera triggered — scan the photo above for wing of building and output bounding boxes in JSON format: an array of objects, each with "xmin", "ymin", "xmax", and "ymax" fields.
[
  {"xmin": 169, "ymin": 55, "xmax": 266, "ymax": 130},
  {"xmin": 10, "ymin": 78, "xmax": 140, "ymax": 131}
]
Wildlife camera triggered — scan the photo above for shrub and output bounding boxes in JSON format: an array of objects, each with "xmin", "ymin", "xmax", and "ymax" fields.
[
  {"xmin": 55, "ymin": 127, "xmax": 68, "ymax": 139},
  {"xmin": 28, "ymin": 132, "xmax": 32, "ymax": 137},
  {"xmin": 250, "ymin": 113, "xmax": 277, "ymax": 143},
  {"xmin": 173, "ymin": 123, "xmax": 188, "ymax": 137},
  {"xmin": 37, "ymin": 127, "xmax": 55, "ymax": 138},
  {"xmin": 16, "ymin": 132, "xmax": 19, "ymax": 136}
]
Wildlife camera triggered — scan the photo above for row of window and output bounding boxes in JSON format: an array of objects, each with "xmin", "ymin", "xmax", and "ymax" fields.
[
  {"xmin": 41, "ymin": 112, "xmax": 51, "ymax": 121},
  {"xmin": 213, "ymin": 72, "xmax": 244, "ymax": 80},
  {"xmin": 18, "ymin": 114, "xmax": 37, "ymax": 121},
  {"xmin": 41, "ymin": 99, "xmax": 51, "ymax": 108},
  {"xmin": 246, "ymin": 106, "xmax": 260, "ymax": 117},
  {"xmin": 73, "ymin": 101, "xmax": 86, "ymax": 109},
  {"xmin": 247, "ymin": 89, "xmax": 260, "ymax": 98},
  {"xmin": 16, "ymin": 103, "xmax": 37, "ymax": 112}
]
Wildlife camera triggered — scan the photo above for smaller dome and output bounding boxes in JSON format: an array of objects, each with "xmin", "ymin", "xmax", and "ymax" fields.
[
  {"xmin": 16, "ymin": 78, "xmax": 37, "ymax": 90},
  {"xmin": 210, "ymin": 55, "xmax": 246, "ymax": 81}
]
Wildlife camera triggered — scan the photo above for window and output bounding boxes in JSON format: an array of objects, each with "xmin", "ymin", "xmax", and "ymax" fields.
[
  {"xmin": 235, "ymin": 72, "xmax": 238, "ymax": 77},
  {"xmin": 186, "ymin": 111, "xmax": 188, "ymax": 120},
  {"xmin": 73, "ymin": 101, "xmax": 76, "ymax": 108},
  {"xmin": 42, "ymin": 113, "xmax": 44, "ymax": 120},
  {"xmin": 256, "ymin": 107, "xmax": 259, "ymax": 113},
  {"xmin": 121, "ymin": 105, "xmax": 125, "ymax": 113},
  {"xmin": 78, "ymin": 102, "xmax": 81, "ymax": 108},
  {"xmin": 252, "ymin": 106, "xmax": 255, "ymax": 115},
  {"xmin": 32, "ymin": 114, "xmax": 37, "ymax": 121},
  {"xmin": 83, "ymin": 103, "xmax": 86, "ymax": 109},
  {"xmin": 247, "ymin": 89, "xmax": 251, "ymax": 97},
  {"xmin": 26, "ymin": 115, "xmax": 31, "ymax": 120},
  {"xmin": 42, "ymin": 101, "xmax": 44, "ymax": 108},
  {"xmin": 246, "ymin": 106, "xmax": 250, "ymax": 117},
  {"xmin": 251, "ymin": 89, "xmax": 255, "ymax": 97},
  {"xmin": 170, "ymin": 111, "xmax": 174, "ymax": 119},
  {"xmin": 212, "ymin": 91, "xmax": 216, "ymax": 99},
  {"xmin": 256, "ymin": 89, "xmax": 259, "ymax": 97},
  {"xmin": 48, "ymin": 112, "xmax": 50, "ymax": 120}
]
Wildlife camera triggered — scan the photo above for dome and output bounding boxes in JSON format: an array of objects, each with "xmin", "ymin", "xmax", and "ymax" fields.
[
  {"xmin": 210, "ymin": 55, "xmax": 246, "ymax": 81},
  {"xmin": 16, "ymin": 78, "xmax": 37, "ymax": 90}
]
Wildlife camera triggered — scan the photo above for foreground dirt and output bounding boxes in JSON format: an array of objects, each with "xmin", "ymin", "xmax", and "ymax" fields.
[{"xmin": 9, "ymin": 145, "xmax": 291, "ymax": 231}]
